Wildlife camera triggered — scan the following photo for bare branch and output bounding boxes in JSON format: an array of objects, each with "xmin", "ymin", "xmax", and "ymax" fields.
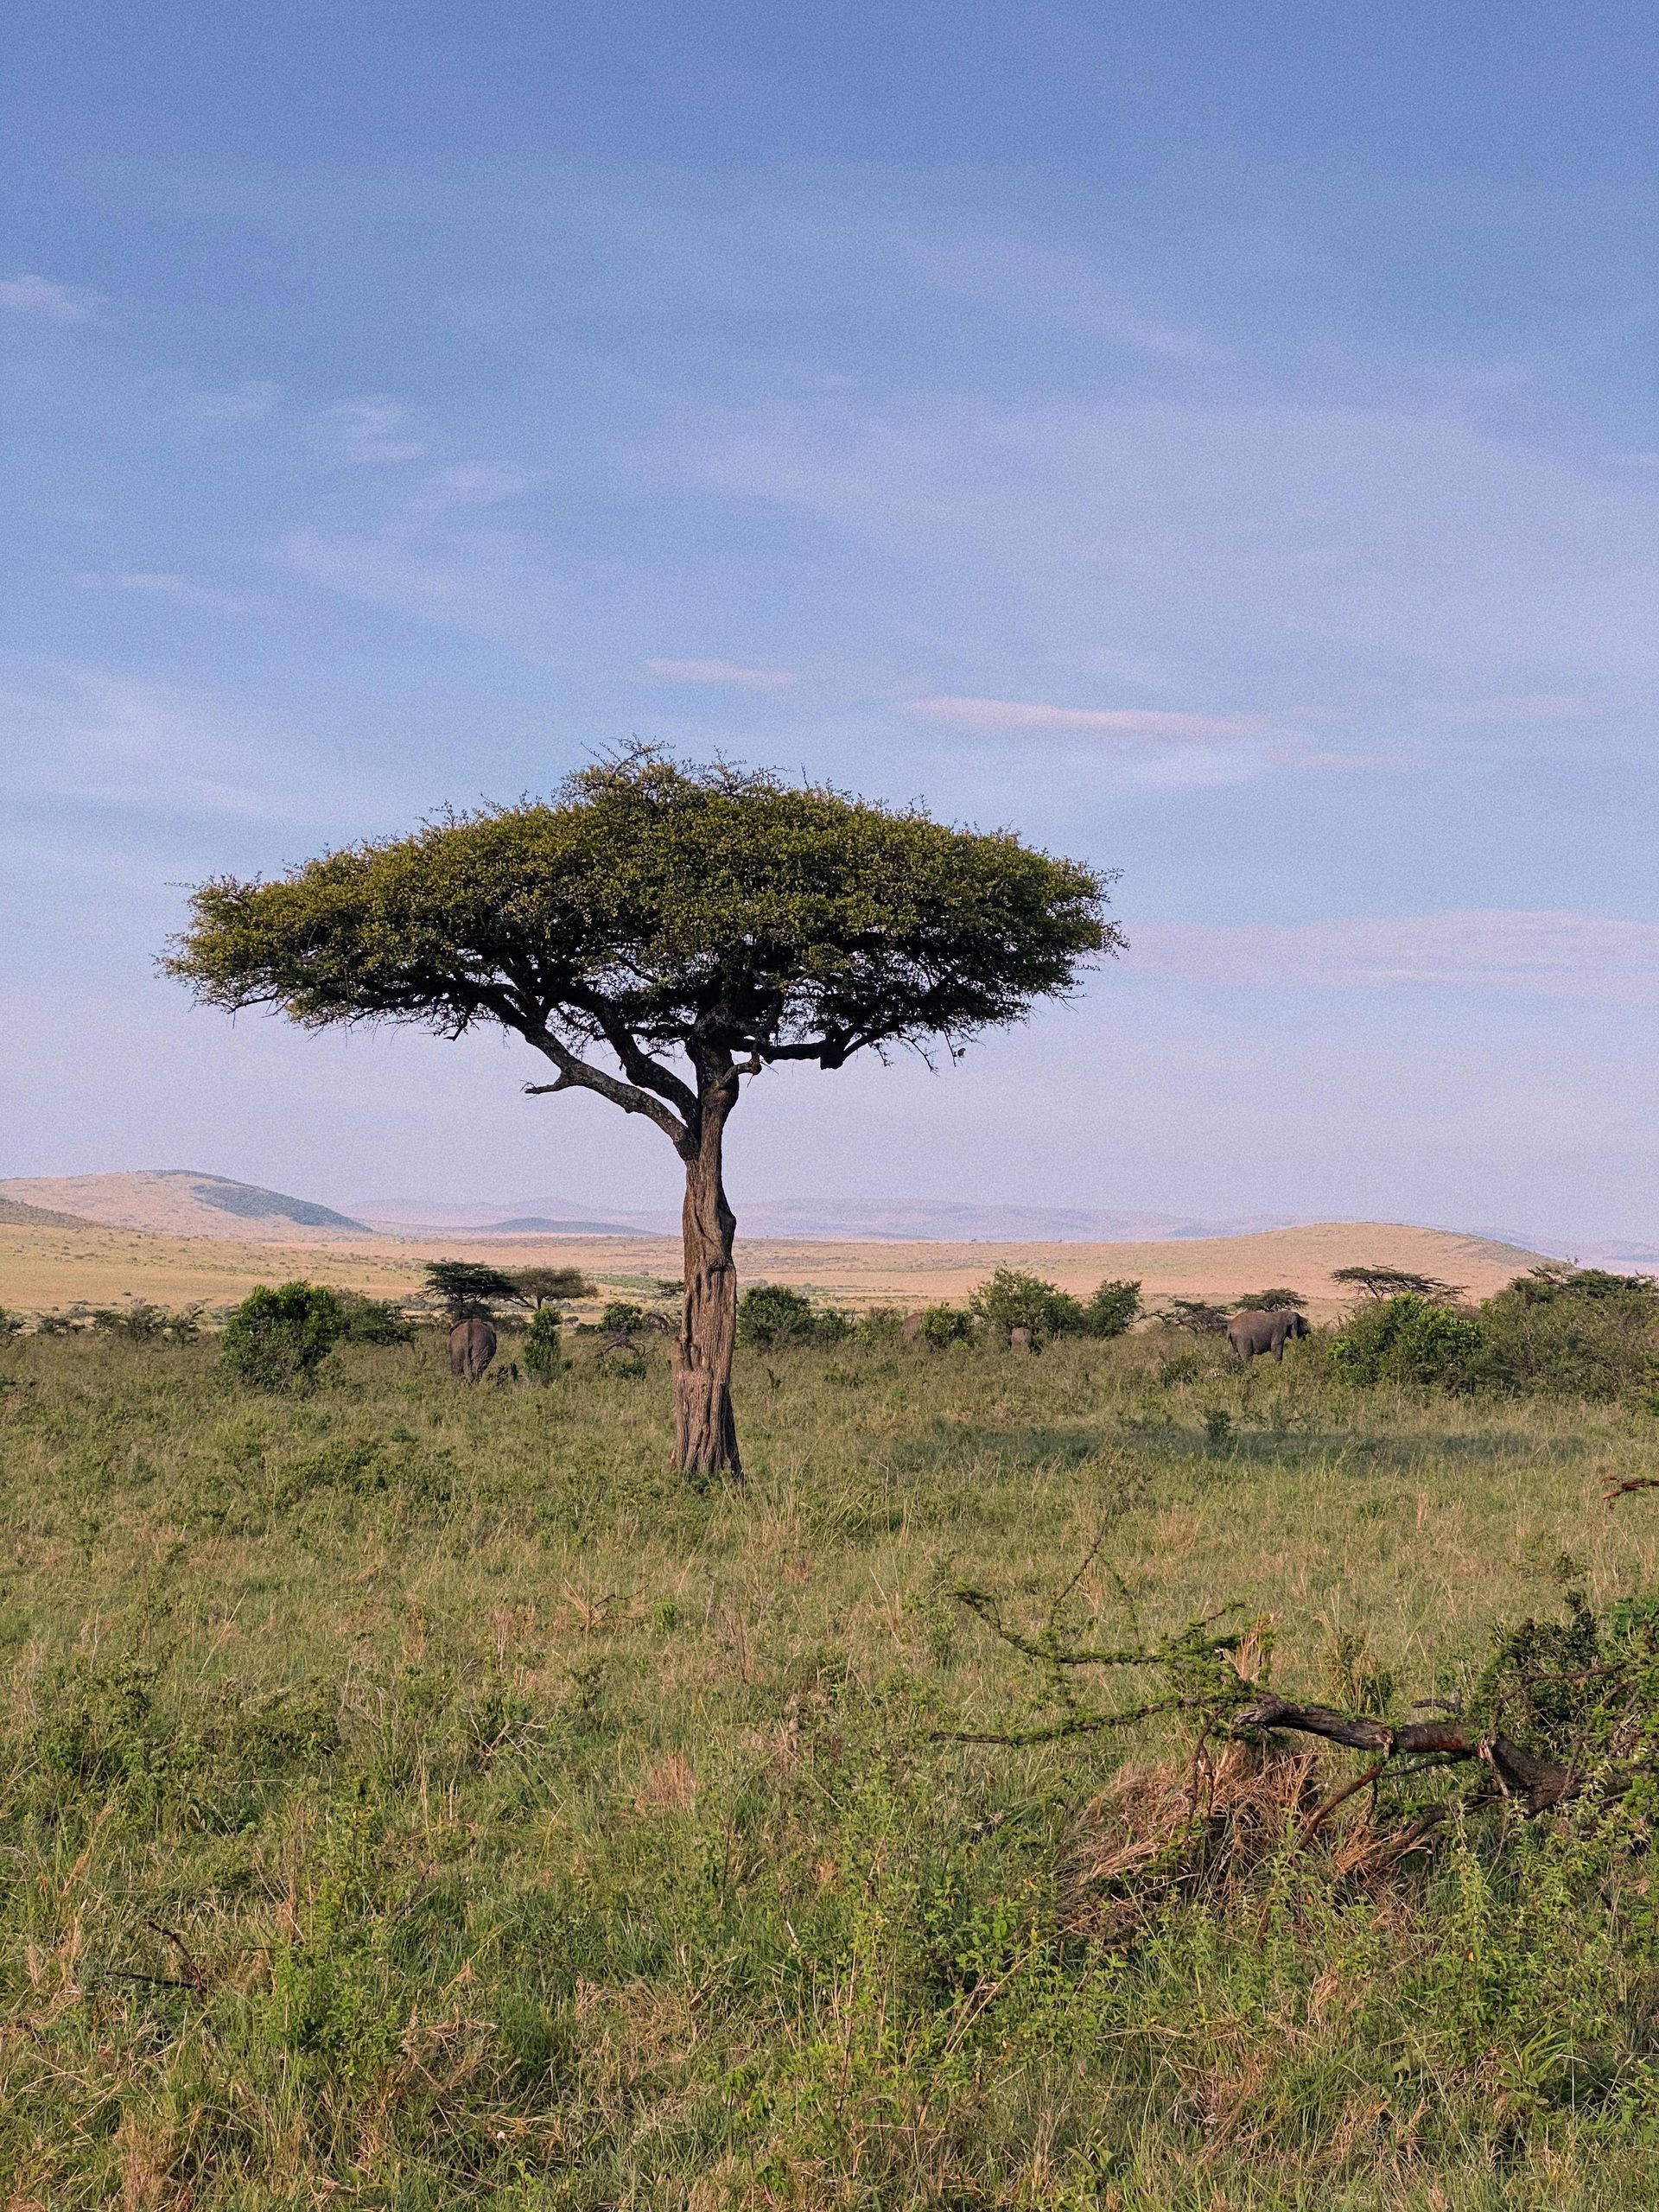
[{"xmin": 521, "ymin": 1028, "xmax": 688, "ymax": 1146}]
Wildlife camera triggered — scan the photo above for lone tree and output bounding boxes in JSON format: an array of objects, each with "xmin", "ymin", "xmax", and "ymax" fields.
[
  {"xmin": 423, "ymin": 1259, "xmax": 529, "ymax": 1320},
  {"xmin": 165, "ymin": 751, "xmax": 1114, "ymax": 1476}
]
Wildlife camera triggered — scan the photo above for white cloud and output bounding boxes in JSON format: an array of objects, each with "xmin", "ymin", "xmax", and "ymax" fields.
[
  {"xmin": 311, "ymin": 398, "xmax": 427, "ymax": 465},
  {"xmin": 645, "ymin": 657, "xmax": 798, "ymax": 690},
  {"xmin": 0, "ymin": 272, "xmax": 101, "ymax": 320},
  {"xmin": 1129, "ymin": 910, "xmax": 1659, "ymax": 1002},
  {"xmin": 905, "ymin": 695, "xmax": 1272, "ymax": 741}
]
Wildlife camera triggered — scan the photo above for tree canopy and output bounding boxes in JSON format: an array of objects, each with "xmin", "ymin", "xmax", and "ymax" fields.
[{"xmin": 165, "ymin": 751, "xmax": 1115, "ymax": 1152}]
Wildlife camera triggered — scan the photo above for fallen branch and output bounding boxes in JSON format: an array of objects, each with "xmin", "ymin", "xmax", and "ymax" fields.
[{"xmin": 1233, "ymin": 1694, "xmax": 1580, "ymax": 1814}]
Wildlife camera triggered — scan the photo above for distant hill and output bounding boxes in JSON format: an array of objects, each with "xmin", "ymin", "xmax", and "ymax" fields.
[
  {"xmin": 350, "ymin": 1195, "xmax": 1301, "ymax": 1242},
  {"xmin": 0, "ymin": 1172, "xmax": 371, "ymax": 1243},
  {"xmin": 0, "ymin": 1196, "xmax": 92, "ymax": 1230}
]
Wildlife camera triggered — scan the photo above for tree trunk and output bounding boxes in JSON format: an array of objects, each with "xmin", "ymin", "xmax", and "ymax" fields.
[{"xmin": 673, "ymin": 1076, "xmax": 741, "ymax": 1478}]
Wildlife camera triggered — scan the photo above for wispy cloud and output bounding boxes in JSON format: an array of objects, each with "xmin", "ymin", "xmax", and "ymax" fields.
[
  {"xmin": 1430, "ymin": 694, "xmax": 1592, "ymax": 726},
  {"xmin": 645, "ymin": 657, "xmax": 798, "ymax": 690},
  {"xmin": 311, "ymin": 398, "xmax": 427, "ymax": 465},
  {"xmin": 1130, "ymin": 910, "xmax": 1659, "ymax": 1002},
  {"xmin": 0, "ymin": 272, "xmax": 101, "ymax": 321},
  {"xmin": 421, "ymin": 464, "xmax": 531, "ymax": 505},
  {"xmin": 189, "ymin": 380, "xmax": 279, "ymax": 422},
  {"xmin": 905, "ymin": 695, "xmax": 1272, "ymax": 741},
  {"xmin": 10, "ymin": 673, "xmax": 381, "ymax": 825},
  {"xmin": 77, "ymin": 571, "xmax": 251, "ymax": 613}
]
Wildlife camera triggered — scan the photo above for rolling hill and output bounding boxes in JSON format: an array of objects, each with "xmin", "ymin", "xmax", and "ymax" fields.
[{"xmin": 0, "ymin": 1172, "xmax": 369, "ymax": 1242}]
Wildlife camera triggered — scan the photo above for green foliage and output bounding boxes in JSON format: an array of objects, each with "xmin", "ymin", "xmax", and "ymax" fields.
[
  {"xmin": 522, "ymin": 1305, "xmax": 563, "ymax": 1380},
  {"xmin": 0, "ymin": 1306, "xmax": 22, "ymax": 1340},
  {"xmin": 1330, "ymin": 1293, "xmax": 1485, "ymax": 1389},
  {"xmin": 88, "ymin": 1300, "xmax": 169, "ymax": 1341},
  {"xmin": 851, "ymin": 1304, "xmax": 906, "ymax": 1346},
  {"xmin": 219, "ymin": 1281, "xmax": 346, "ymax": 1389},
  {"xmin": 599, "ymin": 1300, "xmax": 647, "ymax": 1335},
  {"xmin": 1477, "ymin": 1267, "xmax": 1659, "ymax": 1402},
  {"xmin": 737, "ymin": 1282, "xmax": 849, "ymax": 1348},
  {"xmin": 1236, "ymin": 1286, "xmax": 1304, "ymax": 1313},
  {"xmin": 919, "ymin": 1301, "xmax": 976, "ymax": 1350},
  {"xmin": 422, "ymin": 1259, "xmax": 525, "ymax": 1319},
  {"xmin": 1328, "ymin": 1268, "xmax": 1659, "ymax": 1403},
  {"xmin": 165, "ymin": 749, "xmax": 1115, "ymax": 1075},
  {"xmin": 1084, "ymin": 1277, "xmax": 1141, "ymax": 1336},
  {"xmin": 1332, "ymin": 1262, "xmax": 1460, "ymax": 1300},
  {"xmin": 969, "ymin": 1268, "xmax": 1085, "ymax": 1344},
  {"xmin": 1160, "ymin": 1298, "xmax": 1232, "ymax": 1335},
  {"xmin": 512, "ymin": 1265, "xmax": 595, "ymax": 1307},
  {"xmin": 333, "ymin": 1292, "xmax": 414, "ymax": 1345}
]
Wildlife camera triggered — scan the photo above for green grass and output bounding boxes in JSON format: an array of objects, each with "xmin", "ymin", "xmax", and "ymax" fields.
[{"xmin": 4, "ymin": 1328, "xmax": 1659, "ymax": 2208}]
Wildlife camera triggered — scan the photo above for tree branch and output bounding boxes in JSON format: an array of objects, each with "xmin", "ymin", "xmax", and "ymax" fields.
[
  {"xmin": 1234, "ymin": 1694, "xmax": 1581, "ymax": 1814},
  {"xmin": 522, "ymin": 1028, "xmax": 688, "ymax": 1146},
  {"xmin": 565, "ymin": 993, "xmax": 701, "ymax": 1122}
]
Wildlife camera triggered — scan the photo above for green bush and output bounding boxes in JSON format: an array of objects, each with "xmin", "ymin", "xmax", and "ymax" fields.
[
  {"xmin": 334, "ymin": 1292, "xmax": 415, "ymax": 1346},
  {"xmin": 1476, "ymin": 1268, "xmax": 1659, "ymax": 1402},
  {"xmin": 851, "ymin": 1305, "xmax": 906, "ymax": 1346},
  {"xmin": 969, "ymin": 1268, "xmax": 1085, "ymax": 1344},
  {"xmin": 1084, "ymin": 1278, "xmax": 1141, "ymax": 1337},
  {"xmin": 523, "ymin": 1305, "xmax": 563, "ymax": 1380},
  {"xmin": 919, "ymin": 1302, "xmax": 976, "ymax": 1350},
  {"xmin": 0, "ymin": 1307, "xmax": 22, "ymax": 1341},
  {"xmin": 736, "ymin": 1283, "xmax": 849, "ymax": 1348},
  {"xmin": 220, "ymin": 1281, "xmax": 346, "ymax": 1389},
  {"xmin": 599, "ymin": 1301, "xmax": 647, "ymax": 1335},
  {"xmin": 1330, "ymin": 1293, "xmax": 1484, "ymax": 1389}
]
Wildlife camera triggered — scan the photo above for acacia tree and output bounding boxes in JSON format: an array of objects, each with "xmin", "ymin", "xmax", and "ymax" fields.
[{"xmin": 165, "ymin": 752, "xmax": 1115, "ymax": 1476}]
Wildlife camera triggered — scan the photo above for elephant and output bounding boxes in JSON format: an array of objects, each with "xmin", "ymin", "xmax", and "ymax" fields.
[
  {"xmin": 448, "ymin": 1315, "xmax": 498, "ymax": 1383},
  {"xmin": 1227, "ymin": 1308, "xmax": 1310, "ymax": 1363}
]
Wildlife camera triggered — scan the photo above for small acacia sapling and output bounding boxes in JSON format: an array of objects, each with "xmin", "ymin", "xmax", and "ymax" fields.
[{"xmin": 166, "ymin": 749, "xmax": 1114, "ymax": 1476}]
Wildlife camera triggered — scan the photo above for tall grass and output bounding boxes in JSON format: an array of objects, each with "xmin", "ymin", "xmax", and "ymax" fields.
[{"xmin": 3, "ymin": 1327, "xmax": 1659, "ymax": 2206}]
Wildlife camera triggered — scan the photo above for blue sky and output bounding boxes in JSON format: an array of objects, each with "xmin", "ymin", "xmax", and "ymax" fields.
[{"xmin": 3, "ymin": 2, "xmax": 1656, "ymax": 1242}]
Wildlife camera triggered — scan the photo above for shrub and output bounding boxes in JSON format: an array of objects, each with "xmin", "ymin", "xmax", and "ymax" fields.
[
  {"xmin": 919, "ymin": 1302, "xmax": 976, "ymax": 1350},
  {"xmin": 0, "ymin": 1307, "xmax": 22, "ymax": 1340},
  {"xmin": 600, "ymin": 1301, "xmax": 647, "ymax": 1335},
  {"xmin": 1236, "ymin": 1287, "xmax": 1304, "ymax": 1313},
  {"xmin": 736, "ymin": 1283, "xmax": 849, "ymax": 1348},
  {"xmin": 1329, "ymin": 1293, "xmax": 1484, "ymax": 1389},
  {"xmin": 1476, "ymin": 1268, "xmax": 1659, "ymax": 1402},
  {"xmin": 1084, "ymin": 1278, "xmax": 1141, "ymax": 1337},
  {"xmin": 334, "ymin": 1292, "xmax": 415, "ymax": 1345},
  {"xmin": 220, "ymin": 1282, "xmax": 346, "ymax": 1389},
  {"xmin": 969, "ymin": 1268, "xmax": 1086, "ymax": 1344},
  {"xmin": 523, "ymin": 1306, "xmax": 563, "ymax": 1380},
  {"xmin": 89, "ymin": 1300, "xmax": 168, "ymax": 1342},
  {"xmin": 852, "ymin": 1305, "xmax": 906, "ymax": 1346}
]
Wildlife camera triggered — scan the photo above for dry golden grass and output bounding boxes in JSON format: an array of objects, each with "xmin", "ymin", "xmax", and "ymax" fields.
[{"xmin": 0, "ymin": 1212, "xmax": 1548, "ymax": 1321}]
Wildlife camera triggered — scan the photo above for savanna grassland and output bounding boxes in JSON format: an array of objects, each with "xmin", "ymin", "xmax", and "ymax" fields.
[{"xmin": 5, "ymin": 1324, "xmax": 1659, "ymax": 2209}]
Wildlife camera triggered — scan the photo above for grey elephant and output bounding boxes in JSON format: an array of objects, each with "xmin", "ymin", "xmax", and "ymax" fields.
[
  {"xmin": 1227, "ymin": 1308, "xmax": 1310, "ymax": 1363},
  {"xmin": 448, "ymin": 1315, "xmax": 498, "ymax": 1382}
]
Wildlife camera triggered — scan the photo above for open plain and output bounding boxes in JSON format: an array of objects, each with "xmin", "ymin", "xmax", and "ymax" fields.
[
  {"xmin": 0, "ymin": 1212, "xmax": 1549, "ymax": 1326},
  {"xmin": 5, "ymin": 1259, "xmax": 1659, "ymax": 2206}
]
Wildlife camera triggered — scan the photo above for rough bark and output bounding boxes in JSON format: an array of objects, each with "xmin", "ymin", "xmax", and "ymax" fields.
[
  {"xmin": 673, "ymin": 1061, "xmax": 741, "ymax": 1478},
  {"xmin": 1235, "ymin": 1694, "xmax": 1581, "ymax": 1814}
]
